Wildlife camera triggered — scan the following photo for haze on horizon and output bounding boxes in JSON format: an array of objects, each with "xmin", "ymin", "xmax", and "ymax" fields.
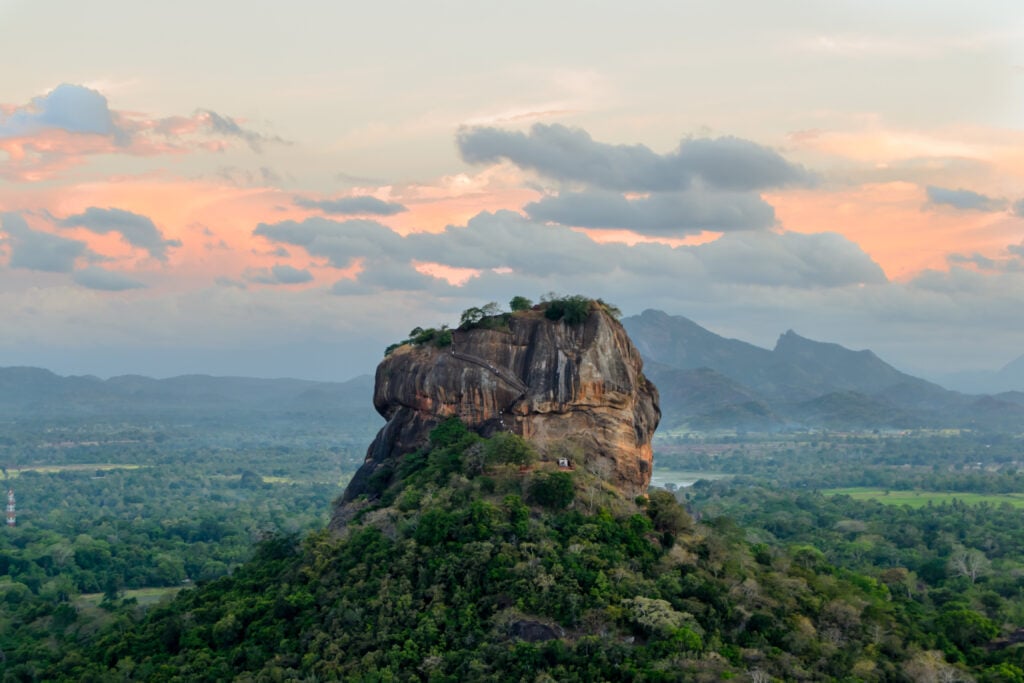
[{"xmin": 0, "ymin": 1, "xmax": 1022, "ymax": 385}]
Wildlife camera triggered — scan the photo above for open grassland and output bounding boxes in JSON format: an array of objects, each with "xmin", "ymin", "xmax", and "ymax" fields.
[{"xmin": 824, "ymin": 487, "xmax": 1024, "ymax": 508}]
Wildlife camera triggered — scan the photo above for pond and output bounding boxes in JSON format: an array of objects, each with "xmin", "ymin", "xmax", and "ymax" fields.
[{"xmin": 649, "ymin": 469, "xmax": 731, "ymax": 490}]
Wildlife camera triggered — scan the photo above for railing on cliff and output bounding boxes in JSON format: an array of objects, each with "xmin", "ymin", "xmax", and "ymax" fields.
[{"xmin": 449, "ymin": 347, "xmax": 529, "ymax": 397}]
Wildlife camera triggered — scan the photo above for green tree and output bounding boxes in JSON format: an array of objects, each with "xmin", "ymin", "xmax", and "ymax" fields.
[
  {"xmin": 542, "ymin": 295, "xmax": 592, "ymax": 325},
  {"xmin": 483, "ymin": 432, "xmax": 537, "ymax": 468},
  {"xmin": 646, "ymin": 490, "xmax": 693, "ymax": 535},
  {"xmin": 939, "ymin": 608, "xmax": 998, "ymax": 651},
  {"xmin": 509, "ymin": 296, "xmax": 533, "ymax": 312},
  {"xmin": 528, "ymin": 472, "xmax": 575, "ymax": 509}
]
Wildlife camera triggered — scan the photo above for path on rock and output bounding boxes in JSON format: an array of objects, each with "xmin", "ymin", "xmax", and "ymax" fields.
[{"xmin": 450, "ymin": 348, "xmax": 529, "ymax": 397}]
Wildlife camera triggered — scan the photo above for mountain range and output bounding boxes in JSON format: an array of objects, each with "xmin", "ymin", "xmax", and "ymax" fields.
[
  {"xmin": 622, "ymin": 309, "xmax": 1024, "ymax": 431},
  {"xmin": 3, "ymin": 308, "xmax": 1021, "ymax": 432},
  {"xmin": 937, "ymin": 353, "xmax": 1024, "ymax": 394},
  {"xmin": 0, "ymin": 366, "xmax": 377, "ymax": 424}
]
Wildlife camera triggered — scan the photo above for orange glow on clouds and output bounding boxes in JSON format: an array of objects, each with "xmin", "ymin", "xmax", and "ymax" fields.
[
  {"xmin": 789, "ymin": 127, "xmax": 992, "ymax": 164},
  {"xmin": 0, "ymin": 129, "xmax": 178, "ymax": 182},
  {"xmin": 0, "ymin": 178, "xmax": 316, "ymax": 286},
  {"xmin": 388, "ymin": 166, "xmax": 538, "ymax": 235},
  {"xmin": 413, "ymin": 261, "xmax": 480, "ymax": 286},
  {"xmin": 768, "ymin": 182, "xmax": 1018, "ymax": 281},
  {"xmin": 579, "ymin": 228, "xmax": 722, "ymax": 248}
]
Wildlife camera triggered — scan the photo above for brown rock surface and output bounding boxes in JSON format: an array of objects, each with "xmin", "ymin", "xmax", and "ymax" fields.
[{"xmin": 331, "ymin": 306, "xmax": 659, "ymax": 529}]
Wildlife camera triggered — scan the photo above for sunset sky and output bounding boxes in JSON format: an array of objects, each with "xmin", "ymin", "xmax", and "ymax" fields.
[{"xmin": 1, "ymin": 1, "xmax": 1022, "ymax": 383}]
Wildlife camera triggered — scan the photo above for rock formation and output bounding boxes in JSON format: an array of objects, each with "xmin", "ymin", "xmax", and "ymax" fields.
[{"xmin": 331, "ymin": 303, "xmax": 660, "ymax": 528}]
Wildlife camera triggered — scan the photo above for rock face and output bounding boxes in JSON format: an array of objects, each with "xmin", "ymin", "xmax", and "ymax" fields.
[{"xmin": 331, "ymin": 307, "xmax": 660, "ymax": 528}]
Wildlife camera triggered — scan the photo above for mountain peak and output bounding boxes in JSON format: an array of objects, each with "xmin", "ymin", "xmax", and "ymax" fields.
[{"xmin": 774, "ymin": 329, "xmax": 881, "ymax": 363}]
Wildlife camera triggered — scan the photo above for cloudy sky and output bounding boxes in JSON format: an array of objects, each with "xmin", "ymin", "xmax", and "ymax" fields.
[{"xmin": 1, "ymin": 0, "xmax": 1022, "ymax": 383}]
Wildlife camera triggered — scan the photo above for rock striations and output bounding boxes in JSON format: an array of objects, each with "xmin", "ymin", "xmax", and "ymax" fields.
[{"xmin": 331, "ymin": 304, "xmax": 660, "ymax": 529}]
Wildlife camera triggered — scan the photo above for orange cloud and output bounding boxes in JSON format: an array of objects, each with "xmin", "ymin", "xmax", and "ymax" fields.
[
  {"xmin": 0, "ymin": 129, "xmax": 184, "ymax": 182},
  {"xmin": 382, "ymin": 166, "xmax": 539, "ymax": 235},
  {"xmin": 1, "ymin": 178, "xmax": 315, "ymax": 286},
  {"xmin": 779, "ymin": 122, "xmax": 1024, "ymax": 278},
  {"xmin": 412, "ymin": 260, "xmax": 480, "ymax": 286},
  {"xmin": 579, "ymin": 228, "xmax": 722, "ymax": 248}
]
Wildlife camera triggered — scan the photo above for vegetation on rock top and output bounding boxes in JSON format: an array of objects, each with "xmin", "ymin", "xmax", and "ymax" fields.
[{"xmin": 385, "ymin": 294, "xmax": 622, "ymax": 356}]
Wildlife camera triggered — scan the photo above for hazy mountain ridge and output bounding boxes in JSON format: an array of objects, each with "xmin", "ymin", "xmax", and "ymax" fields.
[
  {"xmin": 4, "ymin": 307, "xmax": 1020, "ymax": 431},
  {"xmin": 938, "ymin": 353, "xmax": 1024, "ymax": 394},
  {"xmin": 624, "ymin": 309, "xmax": 1024, "ymax": 430},
  {"xmin": 0, "ymin": 366, "xmax": 376, "ymax": 420}
]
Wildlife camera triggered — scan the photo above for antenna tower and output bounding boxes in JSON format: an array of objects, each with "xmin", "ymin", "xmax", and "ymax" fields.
[{"xmin": 6, "ymin": 489, "xmax": 15, "ymax": 527}]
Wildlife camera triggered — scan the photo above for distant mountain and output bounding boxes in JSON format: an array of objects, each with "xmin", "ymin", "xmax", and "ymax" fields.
[
  {"xmin": 0, "ymin": 366, "xmax": 378, "ymax": 424},
  {"xmin": 1000, "ymin": 354, "xmax": 1024, "ymax": 387},
  {"xmin": 934, "ymin": 353, "xmax": 1024, "ymax": 394},
  {"xmin": 644, "ymin": 363, "xmax": 780, "ymax": 431},
  {"xmin": 624, "ymin": 309, "xmax": 1023, "ymax": 431}
]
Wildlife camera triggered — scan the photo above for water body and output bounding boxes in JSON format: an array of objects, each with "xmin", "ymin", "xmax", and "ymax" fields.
[{"xmin": 650, "ymin": 470, "xmax": 731, "ymax": 490}]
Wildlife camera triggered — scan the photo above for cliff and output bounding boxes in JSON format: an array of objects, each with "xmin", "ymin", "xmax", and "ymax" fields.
[{"xmin": 331, "ymin": 305, "xmax": 659, "ymax": 528}]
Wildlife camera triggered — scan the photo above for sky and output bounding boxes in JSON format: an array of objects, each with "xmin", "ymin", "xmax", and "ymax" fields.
[{"xmin": 0, "ymin": 0, "xmax": 1022, "ymax": 385}]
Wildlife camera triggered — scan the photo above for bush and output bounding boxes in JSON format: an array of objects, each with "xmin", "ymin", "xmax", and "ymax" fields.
[
  {"xmin": 483, "ymin": 432, "xmax": 537, "ymax": 468},
  {"xmin": 384, "ymin": 325, "xmax": 453, "ymax": 355},
  {"xmin": 646, "ymin": 490, "xmax": 693, "ymax": 535},
  {"xmin": 529, "ymin": 472, "xmax": 575, "ymax": 509},
  {"xmin": 541, "ymin": 295, "xmax": 593, "ymax": 325},
  {"xmin": 459, "ymin": 303, "xmax": 504, "ymax": 330},
  {"xmin": 509, "ymin": 296, "xmax": 533, "ymax": 312},
  {"xmin": 429, "ymin": 418, "xmax": 472, "ymax": 448}
]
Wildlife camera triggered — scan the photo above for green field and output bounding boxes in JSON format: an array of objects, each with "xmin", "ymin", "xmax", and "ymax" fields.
[{"xmin": 824, "ymin": 487, "xmax": 1024, "ymax": 508}]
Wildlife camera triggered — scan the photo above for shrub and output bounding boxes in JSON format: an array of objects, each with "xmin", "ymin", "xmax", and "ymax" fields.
[
  {"xmin": 529, "ymin": 472, "xmax": 575, "ymax": 509},
  {"xmin": 646, "ymin": 490, "xmax": 693, "ymax": 535},
  {"xmin": 483, "ymin": 432, "xmax": 537, "ymax": 468},
  {"xmin": 384, "ymin": 325, "xmax": 453, "ymax": 355},
  {"xmin": 509, "ymin": 296, "xmax": 533, "ymax": 312},
  {"xmin": 459, "ymin": 302, "xmax": 504, "ymax": 330},
  {"xmin": 541, "ymin": 295, "xmax": 594, "ymax": 325}
]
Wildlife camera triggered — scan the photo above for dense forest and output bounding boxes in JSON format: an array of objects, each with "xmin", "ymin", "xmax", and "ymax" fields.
[
  {"xmin": 0, "ymin": 412, "xmax": 375, "ymax": 678},
  {"xmin": 3, "ymin": 420, "xmax": 1023, "ymax": 681}
]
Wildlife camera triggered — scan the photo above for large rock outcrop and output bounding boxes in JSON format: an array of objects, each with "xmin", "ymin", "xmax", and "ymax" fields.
[{"xmin": 331, "ymin": 306, "xmax": 660, "ymax": 528}]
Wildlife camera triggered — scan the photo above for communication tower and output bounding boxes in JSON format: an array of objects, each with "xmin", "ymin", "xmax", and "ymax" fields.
[{"xmin": 6, "ymin": 489, "xmax": 15, "ymax": 527}]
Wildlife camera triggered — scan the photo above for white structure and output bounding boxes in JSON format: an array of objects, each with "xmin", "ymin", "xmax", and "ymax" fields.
[{"xmin": 6, "ymin": 489, "xmax": 14, "ymax": 527}]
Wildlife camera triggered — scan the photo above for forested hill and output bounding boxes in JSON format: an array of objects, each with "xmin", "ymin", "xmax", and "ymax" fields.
[{"xmin": 623, "ymin": 309, "xmax": 1024, "ymax": 431}]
